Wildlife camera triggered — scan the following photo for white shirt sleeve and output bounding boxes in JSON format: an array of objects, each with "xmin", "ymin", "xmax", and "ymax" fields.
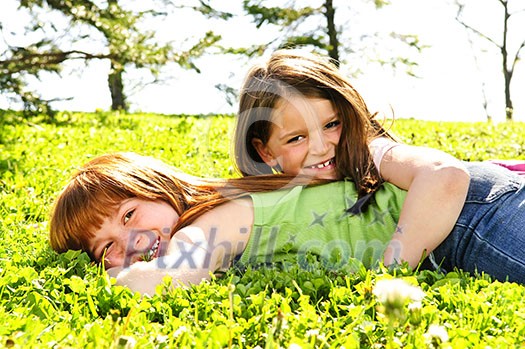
[{"xmin": 368, "ymin": 137, "xmax": 400, "ymax": 177}]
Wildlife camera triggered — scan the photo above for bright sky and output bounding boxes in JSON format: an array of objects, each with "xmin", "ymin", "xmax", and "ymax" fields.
[{"xmin": 1, "ymin": 0, "xmax": 524, "ymax": 122}]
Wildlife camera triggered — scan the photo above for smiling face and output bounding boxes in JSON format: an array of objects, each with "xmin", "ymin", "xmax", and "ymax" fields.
[
  {"xmin": 252, "ymin": 97, "xmax": 342, "ymax": 180},
  {"xmin": 89, "ymin": 198, "xmax": 180, "ymax": 269}
]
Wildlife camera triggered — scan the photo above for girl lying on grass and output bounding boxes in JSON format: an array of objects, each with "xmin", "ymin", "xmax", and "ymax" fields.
[
  {"xmin": 232, "ymin": 48, "xmax": 525, "ymax": 275},
  {"xmin": 233, "ymin": 49, "xmax": 525, "ymax": 182},
  {"xmin": 49, "ymin": 152, "xmax": 525, "ymax": 295}
]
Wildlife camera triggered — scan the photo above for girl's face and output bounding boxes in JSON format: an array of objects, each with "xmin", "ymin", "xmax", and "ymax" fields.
[
  {"xmin": 253, "ymin": 97, "xmax": 342, "ymax": 179},
  {"xmin": 88, "ymin": 198, "xmax": 179, "ymax": 269}
]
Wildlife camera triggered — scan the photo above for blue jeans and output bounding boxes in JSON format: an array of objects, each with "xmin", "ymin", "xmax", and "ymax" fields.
[{"xmin": 422, "ymin": 162, "xmax": 525, "ymax": 283}]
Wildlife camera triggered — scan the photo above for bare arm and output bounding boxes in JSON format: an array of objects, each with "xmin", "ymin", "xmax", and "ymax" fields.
[
  {"xmin": 107, "ymin": 230, "xmax": 213, "ymax": 295},
  {"xmin": 380, "ymin": 144, "xmax": 470, "ymax": 267},
  {"xmin": 107, "ymin": 198, "xmax": 253, "ymax": 295}
]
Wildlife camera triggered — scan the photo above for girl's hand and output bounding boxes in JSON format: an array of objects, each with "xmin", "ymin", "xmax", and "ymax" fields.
[
  {"xmin": 106, "ymin": 197, "xmax": 252, "ymax": 295},
  {"xmin": 107, "ymin": 232, "xmax": 213, "ymax": 295}
]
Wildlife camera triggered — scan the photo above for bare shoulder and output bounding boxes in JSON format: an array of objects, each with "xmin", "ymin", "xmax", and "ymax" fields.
[
  {"xmin": 188, "ymin": 197, "xmax": 253, "ymax": 264},
  {"xmin": 198, "ymin": 197, "xmax": 253, "ymax": 222},
  {"xmin": 193, "ymin": 197, "xmax": 254, "ymax": 238}
]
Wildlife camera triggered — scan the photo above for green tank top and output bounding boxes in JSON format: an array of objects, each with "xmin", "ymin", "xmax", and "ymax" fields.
[{"xmin": 238, "ymin": 180, "xmax": 407, "ymax": 270}]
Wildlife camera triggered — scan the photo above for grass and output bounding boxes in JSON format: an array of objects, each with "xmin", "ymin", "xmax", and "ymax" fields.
[{"xmin": 1, "ymin": 110, "xmax": 525, "ymax": 348}]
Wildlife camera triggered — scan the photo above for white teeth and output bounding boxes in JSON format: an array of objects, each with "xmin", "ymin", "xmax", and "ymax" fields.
[
  {"xmin": 318, "ymin": 160, "xmax": 331, "ymax": 168},
  {"xmin": 147, "ymin": 239, "xmax": 160, "ymax": 259},
  {"xmin": 308, "ymin": 158, "xmax": 334, "ymax": 169}
]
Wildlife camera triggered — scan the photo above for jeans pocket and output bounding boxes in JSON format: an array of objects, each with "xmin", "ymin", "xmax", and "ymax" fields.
[{"xmin": 463, "ymin": 162, "xmax": 522, "ymax": 204}]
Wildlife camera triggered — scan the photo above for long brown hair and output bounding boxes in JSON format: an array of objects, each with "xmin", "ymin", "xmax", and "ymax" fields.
[
  {"xmin": 49, "ymin": 152, "xmax": 327, "ymax": 258},
  {"xmin": 234, "ymin": 49, "xmax": 396, "ymax": 198}
]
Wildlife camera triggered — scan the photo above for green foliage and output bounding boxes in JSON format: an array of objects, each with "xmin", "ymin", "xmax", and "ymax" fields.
[
  {"xmin": 243, "ymin": 1, "xmax": 318, "ymax": 28},
  {"xmin": 390, "ymin": 119, "xmax": 525, "ymax": 160},
  {"xmin": 1, "ymin": 1, "xmax": 224, "ymax": 114},
  {"xmin": 240, "ymin": 0, "xmax": 423, "ymax": 73},
  {"xmin": 1, "ymin": 110, "xmax": 525, "ymax": 347}
]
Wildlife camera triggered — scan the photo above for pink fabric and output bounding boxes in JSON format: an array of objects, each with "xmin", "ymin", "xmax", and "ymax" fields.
[{"xmin": 489, "ymin": 160, "xmax": 525, "ymax": 176}]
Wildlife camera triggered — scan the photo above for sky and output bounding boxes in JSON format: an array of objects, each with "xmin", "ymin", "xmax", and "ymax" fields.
[{"xmin": 1, "ymin": 0, "xmax": 524, "ymax": 122}]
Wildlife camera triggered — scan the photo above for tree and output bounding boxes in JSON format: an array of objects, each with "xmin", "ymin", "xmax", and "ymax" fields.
[
  {"xmin": 455, "ymin": 0, "xmax": 525, "ymax": 121},
  {"xmin": 240, "ymin": 0, "xmax": 423, "ymax": 73},
  {"xmin": 0, "ymin": 0, "xmax": 227, "ymax": 114}
]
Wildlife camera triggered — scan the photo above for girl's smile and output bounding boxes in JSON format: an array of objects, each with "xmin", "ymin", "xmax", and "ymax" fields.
[
  {"xmin": 304, "ymin": 157, "xmax": 336, "ymax": 170},
  {"xmin": 252, "ymin": 97, "xmax": 342, "ymax": 180},
  {"xmin": 89, "ymin": 198, "xmax": 179, "ymax": 269}
]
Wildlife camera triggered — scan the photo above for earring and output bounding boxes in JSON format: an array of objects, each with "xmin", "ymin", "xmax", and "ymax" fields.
[
  {"xmin": 271, "ymin": 164, "xmax": 282, "ymax": 174},
  {"xmin": 267, "ymin": 158, "xmax": 278, "ymax": 167}
]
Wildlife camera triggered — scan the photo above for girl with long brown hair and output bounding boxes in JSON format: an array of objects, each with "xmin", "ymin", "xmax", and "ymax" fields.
[{"xmin": 50, "ymin": 152, "xmax": 525, "ymax": 295}]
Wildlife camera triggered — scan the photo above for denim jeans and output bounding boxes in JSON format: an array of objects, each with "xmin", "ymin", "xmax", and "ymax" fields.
[{"xmin": 422, "ymin": 161, "xmax": 525, "ymax": 283}]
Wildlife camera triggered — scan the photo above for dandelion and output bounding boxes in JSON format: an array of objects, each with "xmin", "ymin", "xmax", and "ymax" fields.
[
  {"xmin": 408, "ymin": 301, "xmax": 423, "ymax": 326},
  {"xmin": 373, "ymin": 278, "xmax": 426, "ymax": 306},
  {"xmin": 173, "ymin": 325, "xmax": 188, "ymax": 338},
  {"xmin": 155, "ymin": 334, "xmax": 169, "ymax": 344},
  {"xmin": 116, "ymin": 336, "xmax": 136, "ymax": 349},
  {"xmin": 424, "ymin": 324, "xmax": 449, "ymax": 348},
  {"xmin": 305, "ymin": 329, "xmax": 320, "ymax": 337},
  {"xmin": 373, "ymin": 278, "xmax": 425, "ymax": 322},
  {"xmin": 305, "ymin": 328, "xmax": 326, "ymax": 346}
]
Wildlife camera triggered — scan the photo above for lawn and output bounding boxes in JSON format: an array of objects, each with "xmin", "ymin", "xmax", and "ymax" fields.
[{"xmin": 1, "ymin": 110, "xmax": 525, "ymax": 348}]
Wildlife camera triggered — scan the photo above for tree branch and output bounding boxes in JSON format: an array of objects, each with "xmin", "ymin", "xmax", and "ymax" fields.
[
  {"xmin": 455, "ymin": 7, "xmax": 500, "ymax": 49},
  {"xmin": 0, "ymin": 50, "xmax": 112, "ymax": 71},
  {"xmin": 511, "ymin": 39, "xmax": 525, "ymax": 73}
]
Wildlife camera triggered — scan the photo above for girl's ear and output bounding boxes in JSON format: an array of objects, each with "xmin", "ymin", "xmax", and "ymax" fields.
[{"xmin": 252, "ymin": 138, "xmax": 278, "ymax": 167}]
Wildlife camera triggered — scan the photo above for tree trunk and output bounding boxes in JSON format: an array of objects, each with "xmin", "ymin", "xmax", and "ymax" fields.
[
  {"xmin": 455, "ymin": 0, "xmax": 520, "ymax": 121},
  {"xmin": 108, "ymin": 62, "xmax": 127, "ymax": 111},
  {"xmin": 106, "ymin": 0, "xmax": 126, "ymax": 112},
  {"xmin": 504, "ymin": 65, "xmax": 513, "ymax": 121},
  {"xmin": 501, "ymin": 0, "xmax": 513, "ymax": 121},
  {"xmin": 324, "ymin": 0, "xmax": 340, "ymax": 65}
]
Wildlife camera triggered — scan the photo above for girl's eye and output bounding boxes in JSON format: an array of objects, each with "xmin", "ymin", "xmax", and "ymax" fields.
[
  {"xmin": 325, "ymin": 120, "xmax": 341, "ymax": 130},
  {"xmin": 123, "ymin": 209, "xmax": 134, "ymax": 224},
  {"xmin": 287, "ymin": 135, "xmax": 305, "ymax": 144}
]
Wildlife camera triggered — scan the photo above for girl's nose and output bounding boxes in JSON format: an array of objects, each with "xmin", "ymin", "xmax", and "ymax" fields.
[
  {"xmin": 124, "ymin": 229, "xmax": 158, "ymax": 262},
  {"xmin": 309, "ymin": 130, "xmax": 329, "ymax": 155},
  {"xmin": 104, "ymin": 230, "xmax": 158, "ymax": 269}
]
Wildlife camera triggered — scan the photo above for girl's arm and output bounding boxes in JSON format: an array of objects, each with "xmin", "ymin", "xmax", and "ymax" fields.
[
  {"xmin": 108, "ymin": 198, "xmax": 253, "ymax": 295},
  {"xmin": 379, "ymin": 143, "xmax": 470, "ymax": 268},
  {"xmin": 107, "ymin": 230, "xmax": 214, "ymax": 295}
]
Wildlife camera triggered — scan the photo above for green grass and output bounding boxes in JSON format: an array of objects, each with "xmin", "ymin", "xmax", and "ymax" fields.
[{"xmin": 1, "ymin": 110, "xmax": 525, "ymax": 348}]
